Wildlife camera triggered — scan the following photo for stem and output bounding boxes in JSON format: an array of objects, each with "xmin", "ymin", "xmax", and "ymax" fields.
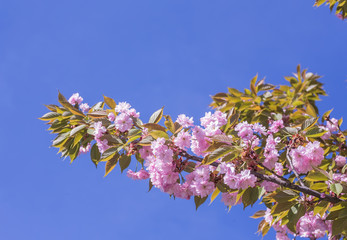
[{"xmin": 179, "ymin": 150, "xmax": 342, "ymax": 204}]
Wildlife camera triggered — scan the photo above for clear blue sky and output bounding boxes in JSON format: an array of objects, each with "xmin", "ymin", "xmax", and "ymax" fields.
[{"xmin": 0, "ymin": 1, "xmax": 346, "ymax": 239}]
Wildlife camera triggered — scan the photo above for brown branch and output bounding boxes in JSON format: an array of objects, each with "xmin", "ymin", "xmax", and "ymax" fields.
[{"xmin": 179, "ymin": 150, "xmax": 342, "ymax": 204}]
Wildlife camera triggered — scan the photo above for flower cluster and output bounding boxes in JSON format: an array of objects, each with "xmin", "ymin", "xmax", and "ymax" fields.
[
  {"xmin": 93, "ymin": 121, "xmax": 109, "ymax": 153},
  {"xmin": 296, "ymin": 211, "xmax": 331, "ymax": 239},
  {"xmin": 220, "ymin": 162, "xmax": 257, "ymax": 190},
  {"xmin": 290, "ymin": 141, "xmax": 324, "ymax": 174}
]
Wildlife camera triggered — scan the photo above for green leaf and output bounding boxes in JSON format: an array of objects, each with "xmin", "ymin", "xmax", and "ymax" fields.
[
  {"xmin": 119, "ymin": 155, "xmax": 131, "ymax": 173},
  {"xmin": 314, "ymin": 201, "xmax": 330, "ymax": 217},
  {"xmin": 39, "ymin": 112, "xmax": 61, "ymax": 120},
  {"xmin": 90, "ymin": 143, "xmax": 101, "ymax": 167},
  {"xmin": 173, "ymin": 122, "xmax": 183, "ymax": 134},
  {"xmin": 203, "ymin": 146, "xmax": 234, "ymax": 165},
  {"xmin": 43, "ymin": 104, "xmax": 58, "ymax": 112},
  {"xmin": 142, "ymin": 123, "xmax": 166, "ymax": 132},
  {"xmin": 104, "ymin": 153, "xmax": 120, "ymax": 177},
  {"xmin": 250, "ymin": 74, "xmax": 258, "ymax": 95},
  {"xmin": 126, "ymin": 135, "xmax": 141, "ymax": 144},
  {"xmin": 331, "ymin": 183, "xmax": 343, "ymax": 195},
  {"xmin": 70, "ymin": 124, "xmax": 87, "ymax": 136},
  {"xmin": 210, "ymin": 188, "xmax": 220, "ymax": 204},
  {"xmin": 306, "ymin": 103, "xmax": 317, "ymax": 117},
  {"xmin": 149, "ymin": 107, "xmax": 164, "ymax": 124},
  {"xmin": 69, "ymin": 107, "xmax": 85, "ymax": 117},
  {"xmin": 305, "ymin": 170, "xmax": 329, "ymax": 182},
  {"xmin": 301, "ymin": 117, "xmax": 318, "ymax": 131},
  {"xmin": 322, "ymin": 108, "xmax": 333, "ymax": 122},
  {"xmin": 58, "ymin": 91, "xmax": 73, "ymax": 109},
  {"xmin": 228, "ymin": 87, "xmax": 243, "ymax": 97},
  {"xmin": 194, "ymin": 196, "xmax": 208, "ymax": 210},
  {"xmin": 149, "ymin": 130, "xmax": 169, "ymax": 140},
  {"xmin": 305, "ymin": 127, "xmax": 326, "ymax": 138},
  {"xmin": 138, "ymin": 136, "xmax": 155, "ymax": 146},
  {"xmin": 242, "ymin": 187, "xmax": 259, "ymax": 208},
  {"xmin": 73, "ymin": 133, "xmax": 84, "ymax": 146},
  {"xmin": 282, "ymin": 127, "xmax": 298, "ymax": 135},
  {"xmin": 332, "ymin": 216, "xmax": 347, "ymax": 236},
  {"xmin": 87, "ymin": 111, "xmax": 108, "ymax": 119},
  {"xmin": 103, "ymin": 95, "xmax": 116, "ymax": 109},
  {"xmin": 272, "ymin": 190, "xmax": 299, "ymax": 203},
  {"xmin": 272, "ymin": 201, "xmax": 296, "ymax": 215},
  {"xmin": 250, "ymin": 210, "xmax": 266, "ymax": 219},
  {"xmin": 100, "ymin": 147, "xmax": 119, "ymax": 161},
  {"xmin": 52, "ymin": 132, "xmax": 70, "ymax": 147},
  {"xmin": 164, "ymin": 115, "xmax": 175, "ymax": 133},
  {"xmin": 286, "ymin": 204, "xmax": 305, "ymax": 233}
]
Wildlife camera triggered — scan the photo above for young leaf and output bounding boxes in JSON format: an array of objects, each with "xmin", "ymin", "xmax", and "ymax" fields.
[
  {"xmin": 149, "ymin": 130, "xmax": 169, "ymax": 140},
  {"xmin": 119, "ymin": 155, "xmax": 131, "ymax": 173},
  {"xmin": 39, "ymin": 112, "xmax": 61, "ymax": 120},
  {"xmin": 301, "ymin": 117, "xmax": 318, "ymax": 131},
  {"xmin": 70, "ymin": 124, "xmax": 87, "ymax": 136},
  {"xmin": 90, "ymin": 143, "xmax": 101, "ymax": 167},
  {"xmin": 104, "ymin": 153, "xmax": 120, "ymax": 177},
  {"xmin": 194, "ymin": 196, "xmax": 208, "ymax": 210},
  {"xmin": 100, "ymin": 147, "xmax": 119, "ymax": 161},
  {"xmin": 103, "ymin": 95, "xmax": 116, "ymax": 109},
  {"xmin": 242, "ymin": 187, "xmax": 259, "ymax": 208},
  {"xmin": 149, "ymin": 107, "xmax": 164, "ymax": 124},
  {"xmin": 210, "ymin": 188, "xmax": 220, "ymax": 205},
  {"xmin": 330, "ymin": 183, "xmax": 343, "ymax": 195}
]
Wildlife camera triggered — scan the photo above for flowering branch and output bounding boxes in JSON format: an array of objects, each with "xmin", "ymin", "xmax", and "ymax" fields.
[{"xmin": 40, "ymin": 66, "xmax": 347, "ymax": 239}]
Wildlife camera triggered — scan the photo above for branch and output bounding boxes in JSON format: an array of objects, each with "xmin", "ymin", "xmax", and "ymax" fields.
[{"xmin": 179, "ymin": 150, "xmax": 343, "ymax": 204}]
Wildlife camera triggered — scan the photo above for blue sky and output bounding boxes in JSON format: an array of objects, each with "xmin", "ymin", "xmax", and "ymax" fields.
[{"xmin": 0, "ymin": 1, "xmax": 346, "ymax": 239}]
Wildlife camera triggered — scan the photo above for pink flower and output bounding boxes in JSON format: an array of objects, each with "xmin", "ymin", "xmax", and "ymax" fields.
[
  {"xmin": 252, "ymin": 123, "xmax": 267, "ymax": 135},
  {"xmin": 176, "ymin": 114, "xmax": 194, "ymax": 128},
  {"xmin": 128, "ymin": 108, "xmax": 140, "ymax": 118},
  {"xmin": 261, "ymin": 180, "xmax": 278, "ymax": 192},
  {"xmin": 235, "ymin": 121, "xmax": 253, "ymax": 141},
  {"xmin": 80, "ymin": 103, "xmax": 90, "ymax": 112},
  {"xmin": 127, "ymin": 169, "xmax": 150, "ymax": 180},
  {"xmin": 96, "ymin": 138, "xmax": 110, "ymax": 153},
  {"xmin": 319, "ymin": 126, "xmax": 331, "ymax": 140},
  {"xmin": 115, "ymin": 113, "xmax": 133, "ymax": 132},
  {"xmin": 68, "ymin": 93, "xmax": 83, "ymax": 105},
  {"xmin": 108, "ymin": 112, "xmax": 115, "ymax": 122},
  {"xmin": 200, "ymin": 111, "xmax": 227, "ymax": 136},
  {"xmin": 269, "ymin": 119, "xmax": 284, "ymax": 133},
  {"xmin": 115, "ymin": 102, "xmax": 131, "ymax": 113},
  {"xmin": 223, "ymin": 166, "xmax": 257, "ymax": 190},
  {"xmin": 79, "ymin": 143, "xmax": 91, "ymax": 154},
  {"xmin": 174, "ymin": 131, "xmax": 192, "ymax": 149},
  {"xmin": 263, "ymin": 135, "xmax": 279, "ymax": 169},
  {"xmin": 191, "ymin": 126, "xmax": 209, "ymax": 156},
  {"xmin": 221, "ymin": 192, "xmax": 241, "ymax": 206},
  {"xmin": 335, "ymin": 155, "xmax": 346, "ymax": 167},
  {"xmin": 327, "ymin": 118, "xmax": 339, "ymax": 132},
  {"xmin": 93, "ymin": 121, "xmax": 107, "ymax": 138},
  {"xmin": 274, "ymin": 162, "xmax": 283, "ymax": 176},
  {"xmin": 139, "ymin": 146, "xmax": 152, "ymax": 160},
  {"xmin": 296, "ymin": 211, "xmax": 330, "ymax": 239},
  {"xmin": 336, "ymin": 13, "xmax": 344, "ymax": 20},
  {"xmin": 290, "ymin": 141, "xmax": 324, "ymax": 174},
  {"xmin": 127, "ymin": 170, "xmax": 138, "ymax": 180}
]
